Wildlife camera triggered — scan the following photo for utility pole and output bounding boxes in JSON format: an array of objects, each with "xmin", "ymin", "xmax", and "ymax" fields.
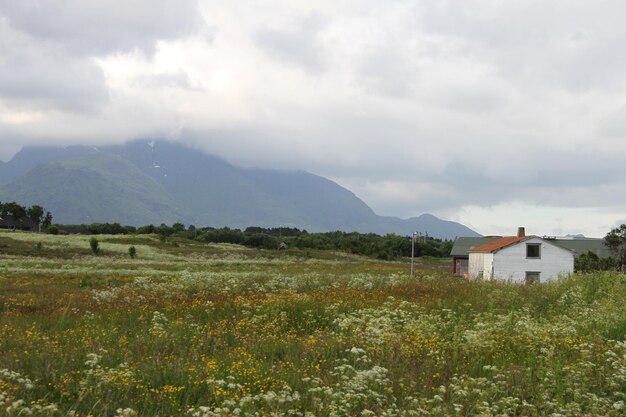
[{"xmin": 411, "ymin": 231, "xmax": 417, "ymax": 278}]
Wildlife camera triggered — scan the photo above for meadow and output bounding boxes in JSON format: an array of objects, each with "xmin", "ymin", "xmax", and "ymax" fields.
[{"xmin": 1, "ymin": 230, "xmax": 625, "ymax": 417}]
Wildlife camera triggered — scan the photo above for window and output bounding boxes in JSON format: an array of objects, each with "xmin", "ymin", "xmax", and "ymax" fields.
[
  {"xmin": 526, "ymin": 243, "xmax": 541, "ymax": 258},
  {"xmin": 525, "ymin": 271, "xmax": 540, "ymax": 284}
]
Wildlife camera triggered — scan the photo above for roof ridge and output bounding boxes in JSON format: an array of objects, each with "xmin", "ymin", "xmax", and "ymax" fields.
[{"xmin": 469, "ymin": 235, "xmax": 531, "ymax": 253}]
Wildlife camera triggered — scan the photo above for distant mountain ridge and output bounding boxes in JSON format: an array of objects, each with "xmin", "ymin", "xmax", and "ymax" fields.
[{"xmin": 0, "ymin": 140, "xmax": 480, "ymax": 239}]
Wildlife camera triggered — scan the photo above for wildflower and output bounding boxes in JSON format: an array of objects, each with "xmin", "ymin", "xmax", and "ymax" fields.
[
  {"xmin": 150, "ymin": 311, "xmax": 169, "ymax": 335},
  {"xmin": 115, "ymin": 408, "xmax": 138, "ymax": 417}
]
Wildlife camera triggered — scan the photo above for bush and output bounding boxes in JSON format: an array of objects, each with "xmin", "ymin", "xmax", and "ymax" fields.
[
  {"xmin": 47, "ymin": 225, "xmax": 59, "ymax": 235},
  {"xmin": 89, "ymin": 237, "xmax": 100, "ymax": 255},
  {"xmin": 128, "ymin": 246, "xmax": 136, "ymax": 259}
]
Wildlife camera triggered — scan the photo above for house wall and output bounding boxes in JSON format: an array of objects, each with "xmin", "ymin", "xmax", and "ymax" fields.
[
  {"xmin": 493, "ymin": 237, "xmax": 574, "ymax": 283},
  {"xmin": 468, "ymin": 253, "xmax": 485, "ymax": 279},
  {"xmin": 483, "ymin": 253, "xmax": 494, "ymax": 280}
]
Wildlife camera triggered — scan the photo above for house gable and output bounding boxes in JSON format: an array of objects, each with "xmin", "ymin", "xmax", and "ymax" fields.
[
  {"xmin": 496, "ymin": 237, "xmax": 574, "ymax": 258},
  {"xmin": 491, "ymin": 237, "xmax": 574, "ymax": 282}
]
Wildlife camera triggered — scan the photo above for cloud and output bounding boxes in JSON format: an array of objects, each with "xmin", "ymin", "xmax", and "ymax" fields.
[
  {"xmin": 0, "ymin": 0, "xmax": 202, "ymax": 56},
  {"xmin": 0, "ymin": 20, "xmax": 108, "ymax": 112},
  {"xmin": 130, "ymin": 71, "xmax": 197, "ymax": 90},
  {"xmin": 414, "ymin": 0, "xmax": 626, "ymax": 92},
  {"xmin": 450, "ymin": 203, "xmax": 626, "ymax": 238},
  {"xmin": 2, "ymin": 0, "xmax": 626, "ymax": 235},
  {"xmin": 254, "ymin": 12, "xmax": 330, "ymax": 73},
  {"xmin": 0, "ymin": 0, "xmax": 203, "ymax": 115}
]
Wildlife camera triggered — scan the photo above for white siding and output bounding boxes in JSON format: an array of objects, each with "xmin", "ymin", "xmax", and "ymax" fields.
[
  {"xmin": 493, "ymin": 237, "xmax": 574, "ymax": 283},
  {"xmin": 483, "ymin": 253, "xmax": 494, "ymax": 280},
  {"xmin": 468, "ymin": 253, "xmax": 484, "ymax": 279}
]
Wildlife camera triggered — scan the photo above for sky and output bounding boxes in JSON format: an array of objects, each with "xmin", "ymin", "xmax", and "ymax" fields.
[{"xmin": 1, "ymin": 0, "xmax": 626, "ymax": 237}]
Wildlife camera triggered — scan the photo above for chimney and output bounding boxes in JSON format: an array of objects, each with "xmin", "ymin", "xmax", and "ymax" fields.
[{"xmin": 517, "ymin": 227, "xmax": 526, "ymax": 238}]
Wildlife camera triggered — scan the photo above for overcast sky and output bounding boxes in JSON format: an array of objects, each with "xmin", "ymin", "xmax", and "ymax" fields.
[{"xmin": 1, "ymin": 0, "xmax": 626, "ymax": 237}]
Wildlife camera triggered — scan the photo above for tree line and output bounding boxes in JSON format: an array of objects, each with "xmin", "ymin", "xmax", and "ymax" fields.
[
  {"xmin": 28, "ymin": 215, "xmax": 626, "ymax": 267},
  {"xmin": 45, "ymin": 220, "xmax": 626, "ymax": 267},
  {"xmin": 197, "ymin": 227, "xmax": 453, "ymax": 260},
  {"xmin": 0, "ymin": 201, "xmax": 52, "ymax": 232},
  {"xmin": 48, "ymin": 222, "xmax": 453, "ymax": 260}
]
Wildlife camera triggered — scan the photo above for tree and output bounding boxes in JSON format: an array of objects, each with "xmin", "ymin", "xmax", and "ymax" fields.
[
  {"xmin": 0, "ymin": 202, "xmax": 51, "ymax": 232},
  {"xmin": 575, "ymin": 251, "xmax": 615, "ymax": 273},
  {"xmin": 27, "ymin": 205, "xmax": 45, "ymax": 232},
  {"xmin": 137, "ymin": 224, "xmax": 155, "ymax": 234},
  {"xmin": 604, "ymin": 224, "xmax": 626, "ymax": 270},
  {"xmin": 42, "ymin": 212, "xmax": 53, "ymax": 230},
  {"xmin": 2, "ymin": 201, "xmax": 26, "ymax": 221}
]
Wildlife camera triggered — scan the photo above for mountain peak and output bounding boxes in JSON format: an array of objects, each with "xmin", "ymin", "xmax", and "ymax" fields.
[{"xmin": 0, "ymin": 140, "xmax": 478, "ymax": 238}]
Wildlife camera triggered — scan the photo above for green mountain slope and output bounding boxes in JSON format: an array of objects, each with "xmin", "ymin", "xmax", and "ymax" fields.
[
  {"xmin": 0, "ymin": 141, "xmax": 480, "ymax": 238},
  {"xmin": 0, "ymin": 151, "xmax": 187, "ymax": 225},
  {"xmin": 241, "ymin": 168, "xmax": 377, "ymax": 231},
  {"xmin": 108, "ymin": 141, "xmax": 382, "ymax": 231}
]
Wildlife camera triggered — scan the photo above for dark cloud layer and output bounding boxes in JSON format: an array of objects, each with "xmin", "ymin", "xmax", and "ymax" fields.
[
  {"xmin": 0, "ymin": 0, "xmax": 202, "ymax": 113},
  {"xmin": 0, "ymin": 0, "xmax": 201, "ymax": 56},
  {"xmin": 1, "ymin": 0, "xmax": 626, "ymax": 235}
]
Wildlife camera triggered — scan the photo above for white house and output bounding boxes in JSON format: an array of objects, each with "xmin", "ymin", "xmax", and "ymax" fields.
[{"xmin": 468, "ymin": 227, "xmax": 574, "ymax": 283}]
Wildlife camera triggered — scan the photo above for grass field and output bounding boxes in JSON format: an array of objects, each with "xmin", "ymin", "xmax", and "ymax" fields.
[{"xmin": 1, "ymin": 230, "xmax": 626, "ymax": 417}]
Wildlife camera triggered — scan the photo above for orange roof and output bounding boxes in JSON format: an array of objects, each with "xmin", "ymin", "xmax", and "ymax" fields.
[{"xmin": 469, "ymin": 236, "xmax": 529, "ymax": 253}]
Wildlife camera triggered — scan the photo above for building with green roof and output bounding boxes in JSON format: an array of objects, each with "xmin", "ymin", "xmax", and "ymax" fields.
[
  {"xmin": 451, "ymin": 236, "xmax": 502, "ymax": 276},
  {"xmin": 451, "ymin": 235, "xmax": 610, "ymax": 276}
]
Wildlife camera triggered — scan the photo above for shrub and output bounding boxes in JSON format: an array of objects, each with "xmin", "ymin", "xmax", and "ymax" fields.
[
  {"xmin": 128, "ymin": 246, "xmax": 136, "ymax": 259},
  {"xmin": 47, "ymin": 225, "xmax": 59, "ymax": 235},
  {"xmin": 89, "ymin": 237, "xmax": 100, "ymax": 255}
]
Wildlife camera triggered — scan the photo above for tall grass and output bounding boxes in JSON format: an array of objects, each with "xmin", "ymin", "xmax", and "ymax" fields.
[{"xmin": 1, "ymin": 230, "xmax": 625, "ymax": 416}]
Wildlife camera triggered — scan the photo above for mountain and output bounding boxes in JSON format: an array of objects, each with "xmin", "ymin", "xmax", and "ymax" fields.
[
  {"xmin": 0, "ymin": 141, "xmax": 480, "ymax": 239},
  {"xmin": 105, "ymin": 141, "xmax": 380, "ymax": 231},
  {"xmin": 0, "ymin": 145, "xmax": 92, "ymax": 186},
  {"xmin": 564, "ymin": 234, "xmax": 588, "ymax": 240},
  {"xmin": 0, "ymin": 152, "xmax": 185, "ymax": 225},
  {"xmin": 374, "ymin": 213, "xmax": 481, "ymax": 239}
]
